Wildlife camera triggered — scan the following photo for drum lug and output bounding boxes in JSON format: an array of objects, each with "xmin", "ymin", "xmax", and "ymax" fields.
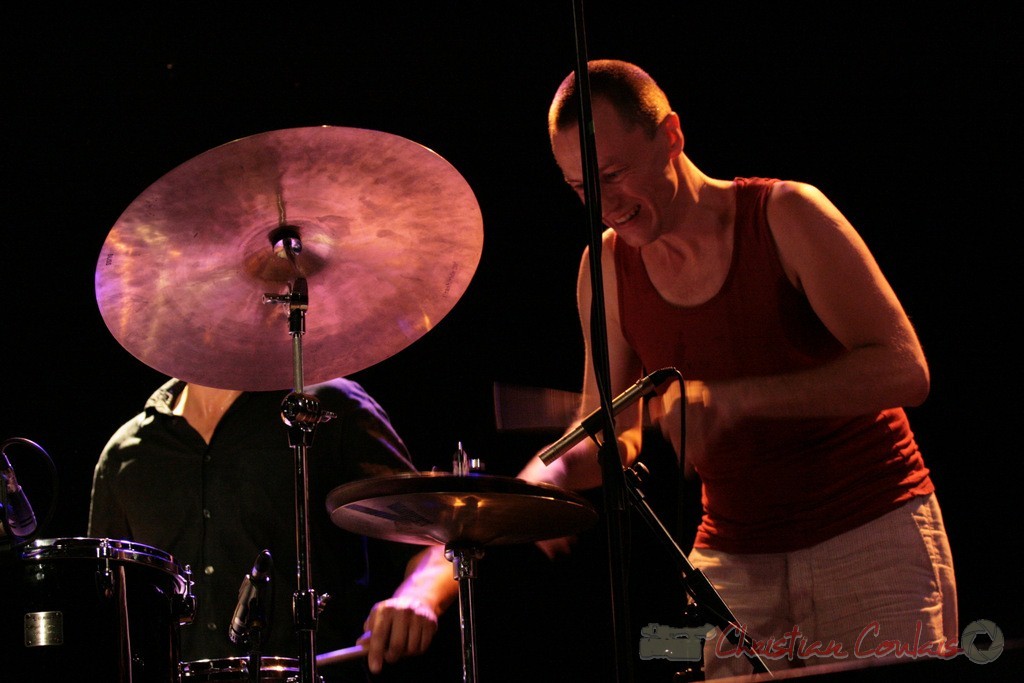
[
  {"xmin": 98, "ymin": 566, "xmax": 115, "ymax": 599},
  {"xmin": 317, "ymin": 591, "xmax": 331, "ymax": 616},
  {"xmin": 177, "ymin": 564, "xmax": 197, "ymax": 625}
]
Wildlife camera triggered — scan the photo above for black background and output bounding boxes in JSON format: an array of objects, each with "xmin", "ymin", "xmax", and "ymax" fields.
[{"xmin": 3, "ymin": 3, "xmax": 1020, "ymax": 680}]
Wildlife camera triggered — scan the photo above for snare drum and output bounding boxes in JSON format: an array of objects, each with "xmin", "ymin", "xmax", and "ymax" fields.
[
  {"xmin": 1, "ymin": 537, "xmax": 194, "ymax": 682},
  {"xmin": 180, "ymin": 656, "xmax": 322, "ymax": 682}
]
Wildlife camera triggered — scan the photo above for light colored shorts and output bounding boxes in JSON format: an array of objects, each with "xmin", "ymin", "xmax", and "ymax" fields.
[{"xmin": 689, "ymin": 493, "xmax": 958, "ymax": 679}]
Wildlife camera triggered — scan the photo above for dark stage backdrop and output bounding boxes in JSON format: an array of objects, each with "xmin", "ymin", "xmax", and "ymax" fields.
[{"xmin": 3, "ymin": 4, "xmax": 1020, "ymax": 681}]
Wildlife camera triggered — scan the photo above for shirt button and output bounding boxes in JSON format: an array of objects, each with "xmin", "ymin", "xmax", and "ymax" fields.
[
  {"xmin": 203, "ymin": 509, "xmax": 211, "ymax": 519},
  {"xmin": 204, "ymin": 565, "xmax": 215, "ymax": 575},
  {"xmin": 206, "ymin": 622, "xmax": 218, "ymax": 631}
]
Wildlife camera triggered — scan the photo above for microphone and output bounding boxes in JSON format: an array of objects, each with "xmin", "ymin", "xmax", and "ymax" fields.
[
  {"xmin": 538, "ymin": 367, "xmax": 677, "ymax": 466},
  {"xmin": 228, "ymin": 549, "xmax": 273, "ymax": 646},
  {"xmin": 2, "ymin": 452, "xmax": 37, "ymax": 537}
]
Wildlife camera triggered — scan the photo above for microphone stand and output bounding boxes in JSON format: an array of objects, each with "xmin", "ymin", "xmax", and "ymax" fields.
[
  {"xmin": 563, "ymin": 5, "xmax": 770, "ymax": 679},
  {"xmin": 264, "ymin": 229, "xmax": 335, "ymax": 683},
  {"xmin": 623, "ymin": 464, "xmax": 772, "ymax": 678},
  {"xmin": 569, "ymin": 2, "xmax": 632, "ymax": 680},
  {"xmin": 542, "ymin": 373, "xmax": 774, "ymax": 679},
  {"xmin": 247, "ymin": 625, "xmax": 264, "ymax": 683}
]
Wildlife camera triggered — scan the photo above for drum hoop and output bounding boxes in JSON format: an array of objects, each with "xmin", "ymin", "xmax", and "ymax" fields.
[
  {"xmin": 20, "ymin": 537, "xmax": 189, "ymax": 592},
  {"xmin": 179, "ymin": 656, "xmax": 300, "ymax": 675}
]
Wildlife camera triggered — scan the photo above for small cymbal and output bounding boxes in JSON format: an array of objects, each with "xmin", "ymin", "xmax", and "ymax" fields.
[
  {"xmin": 326, "ymin": 473, "xmax": 598, "ymax": 546},
  {"xmin": 95, "ymin": 126, "xmax": 483, "ymax": 390}
]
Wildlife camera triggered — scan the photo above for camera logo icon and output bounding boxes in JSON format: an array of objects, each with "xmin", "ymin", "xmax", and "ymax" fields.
[{"xmin": 639, "ymin": 622, "xmax": 715, "ymax": 661}]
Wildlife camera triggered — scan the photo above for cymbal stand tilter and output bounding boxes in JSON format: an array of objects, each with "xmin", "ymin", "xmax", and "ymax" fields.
[{"xmin": 263, "ymin": 229, "xmax": 336, "ymax": 683}]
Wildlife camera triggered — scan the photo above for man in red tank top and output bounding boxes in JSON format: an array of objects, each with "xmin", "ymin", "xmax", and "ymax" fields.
[{"xmin": 518, "ymin": 59, "xmax": 957, "ymax": 678}]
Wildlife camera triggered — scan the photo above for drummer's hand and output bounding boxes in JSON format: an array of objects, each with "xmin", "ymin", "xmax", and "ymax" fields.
[
  {"xmin": 360, "ymin": 596, "xmax": 439, "ymax": 674},
  {"xmin": 650, "ymin": 378, "xmax": 730, "ymax": 478},
  {"xmin": 536, "ymin": 534, "xmax": 576, "ymax": 560}
]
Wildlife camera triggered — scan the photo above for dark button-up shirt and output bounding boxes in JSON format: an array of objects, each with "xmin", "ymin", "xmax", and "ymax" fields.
[{"xmin": 88, "ymin": 377, "xmax": 419, "ymax": 665}]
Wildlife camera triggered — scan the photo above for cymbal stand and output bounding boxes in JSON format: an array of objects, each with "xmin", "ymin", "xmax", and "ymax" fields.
[
  {"xmin": 446, "ymin": 444, "xmax": 483, "ymax": 683},
  {"xmin": 445, "ymin": 543, "xmax": 484, "ymax": 683},
  {"xmin": 264, "ymin": 230, "xmax": 335, "ymax": 683}
]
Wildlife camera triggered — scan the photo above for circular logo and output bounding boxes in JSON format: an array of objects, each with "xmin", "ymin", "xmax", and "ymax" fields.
[{"xmin": 961, "ymin": 619, "xmax": 1004, "ymax": 664}]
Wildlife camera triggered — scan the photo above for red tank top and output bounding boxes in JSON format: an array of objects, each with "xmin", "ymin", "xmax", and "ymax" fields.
[{"xmin": 614, "ymin": 177, "xmax": 933, "ymax": 553}]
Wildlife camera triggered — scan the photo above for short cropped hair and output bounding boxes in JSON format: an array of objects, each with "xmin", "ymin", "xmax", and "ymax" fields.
[{"xmin": 548, "ymin": 59, "xmax": 672, "ymax": 139}]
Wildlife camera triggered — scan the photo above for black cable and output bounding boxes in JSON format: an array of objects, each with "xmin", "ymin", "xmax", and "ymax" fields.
[{"xmin": 1, "ymin": 437, "xmax": 59, "ymax": 548}]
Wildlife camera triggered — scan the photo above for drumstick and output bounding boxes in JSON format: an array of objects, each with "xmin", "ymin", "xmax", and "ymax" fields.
[{"xmin": 316, "ymin": 643, "xmax": 367, "ymax": 667}]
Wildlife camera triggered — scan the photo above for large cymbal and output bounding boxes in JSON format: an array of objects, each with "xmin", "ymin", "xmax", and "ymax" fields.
[
  {"xmin": 326, "ymin": 473, "xmax": 598, "ymax": 546},
  {"xmin": 95, "ymin": 126, "xmax": 483, "ymax": 390}
]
